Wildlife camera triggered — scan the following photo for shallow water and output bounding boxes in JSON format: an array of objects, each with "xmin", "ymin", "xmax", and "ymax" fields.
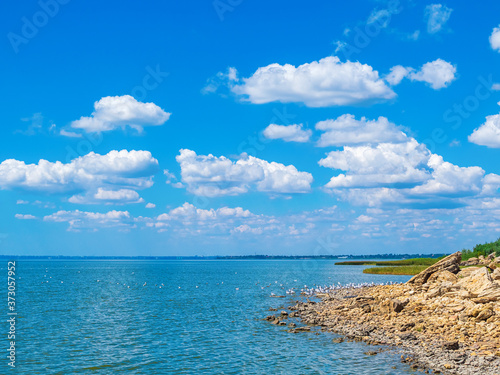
[{"xmin": 10, "ymin": 260, "xmax": 418, "ymax": 374}]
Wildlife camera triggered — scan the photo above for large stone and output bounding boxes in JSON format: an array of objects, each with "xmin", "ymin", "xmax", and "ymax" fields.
[
  {"xmin": 427, "ymin": 270, "xmax": 458, "ymax": 284},
  {"xmin": 407, "ymin": 252, "xmax": 462, "ymax": 285},
  {"xmin": 457, "ymin": 267, "xmax": 481, "ymax": 278},
  {"xmin": 461, "ymin": 257, "xmax": 479, "ymax": 267},
  {"xmin": 457, "ymin": 267, "xmax": 500, "ymax": 301},
  {"xmin": 476, "ymin": 308, "xmax": 494, "ymax": 321},
  {"xmin": 460, "ymin": 257, "xmax": 480, "ymax": 267},
  {"xmin": 379, "ymin": 298, "xmax": 407, "ymax": 314},
  {"xmin": 492, "ymin": 268, "xmax": 500, "ymax": 281}
]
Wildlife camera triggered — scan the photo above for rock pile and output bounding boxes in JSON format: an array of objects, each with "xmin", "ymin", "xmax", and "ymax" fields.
[
  {"xmin": 461, "ymin": 253, "xmax": 500, "ymax": 271},
  {"xmin": 269, "ymin": 251, "xmax": 500, "ymax": 374}
]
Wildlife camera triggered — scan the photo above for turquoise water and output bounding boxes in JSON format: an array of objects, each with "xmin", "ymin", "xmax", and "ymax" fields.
[{"xmin": 10, "ymin": 260, "xmax": 417, "ymax": 374}]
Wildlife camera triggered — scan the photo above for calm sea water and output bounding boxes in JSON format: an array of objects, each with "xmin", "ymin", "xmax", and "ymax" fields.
[{"xmin": 9, "ymin": 260, "xmax": 418, "ymax": 374}]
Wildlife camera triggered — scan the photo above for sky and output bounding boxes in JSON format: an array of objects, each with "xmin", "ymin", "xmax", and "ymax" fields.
[{"xmin": 1, "ymin": 0, "xmax": 500, "ymax": 256}]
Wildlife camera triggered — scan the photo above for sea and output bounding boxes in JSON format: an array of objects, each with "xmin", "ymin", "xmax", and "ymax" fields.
[{"xmin": 8, "ymin": 259, "xmax": 419, "ymax": 374}]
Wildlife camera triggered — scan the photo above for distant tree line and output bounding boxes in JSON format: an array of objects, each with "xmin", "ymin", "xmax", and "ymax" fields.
[{"xmin": 461, "ymin": 238, "xmax": 500, "ymax": 260}]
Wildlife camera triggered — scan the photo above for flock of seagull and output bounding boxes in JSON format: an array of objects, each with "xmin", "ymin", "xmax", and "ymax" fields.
[
  {"xmin": 293, "ymin": 281, "xmax": 402, "ymax": 297},
  {"xmin": 39, "ymin": 267, "xmax": 402, "ymax": 297}
]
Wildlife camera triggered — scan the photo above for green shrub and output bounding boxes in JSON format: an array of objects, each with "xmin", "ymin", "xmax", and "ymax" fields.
[{"xmin": 461, "ymin": 238, "xmax": 500, "ymax": 261}]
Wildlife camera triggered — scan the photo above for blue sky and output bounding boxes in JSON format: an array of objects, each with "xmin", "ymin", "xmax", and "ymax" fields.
[{"xmin": 1, "ymin": 0, "xmax": 500, "ymax": 256}]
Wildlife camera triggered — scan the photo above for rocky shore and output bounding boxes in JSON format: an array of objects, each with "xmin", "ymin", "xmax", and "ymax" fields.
[{"xmin": 267, "ymin": 252, "xmax": 500, "ymax": 374}]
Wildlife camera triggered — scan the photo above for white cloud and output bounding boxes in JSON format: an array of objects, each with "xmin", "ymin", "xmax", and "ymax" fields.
[
  {"xmin": 385, "ymin": 65, "xmax": 412, "ymax": 85},
  {"xmin": 15, "ymin": 214, "xmax": 36, "ymax": 220},
  {"xmin": 407, "ymin": 59, "xmax": 456, "ymax": 89},
  {"xmin": 70, "ymin": 95, "xmax": 170, "ymax": 133},
  {"xmin": 68, "ymin": 188, "xmax": 145, "ymax": 205},
  {"xmin": 158, "ymin": 202, "xmax": 253, "ymax": 222},
  {"xmin": 408, "ymin": 154, "xmax": 485, "ymax": 197},
  {"xmin": 407, "ymin": 30, "xmax": 420, "ymax": 41},
  {"xmin": 367, "ymin": 9, "xmax": 390, "ymax": 27},
  {"xmin": 319, "ymin": 139, "xmax": 431, "ymax": 188},
  {"xmin": 263, "ymin": 124, "xmax": 312, "ymax": 143},
  {"xmin": 44, "ymin": 210, "xmax": 133, "ymax": 231},
  {"xmin": 202, "ymin": 67, "xmax": 239, "ymax": 94},
  {"xmin": 469, "ymin": 112, "xmax": 500, "ymax": 148},
  {"xmin": 60, "ymin": 129, "xmax": 83, "ymax": 138},
  {"xmin": 231, "ymin": 224, "xmax": 263, "ymax": 235},
  {"xmin": 490, "ymin": 26, "xmax": 500, "ymax": 52},
  {"xmin": 425, "ymin": 4, "xmax": 452, "ymax": 34},
  {"xmin": 356, "ymin": 215, "xmax": 375, "ymax": 223},
  {"xmin": 385, "ymin": 60, "xmax": 456, "ymax": 89},
  {"xmin": 316, "ymin": 114, "xmax": 408, "ymax": 147},
  {"xmin": 176, "ymin": 149, "xmax": 313, "ymax": 197},
  {"xmin": 145, "ymin": 203, "xmax": 156, "ymax": 209},
  {"xmin": 319, "ymin": 116, "xmax": 499, "ymax": 208},
  {"xmin": 492, "ymin": 84, "xmax": 500, "ymax": 91},
  {"xmin": 229, "ymin": 56, "xmax": 396, "ymax": 107},
  {"xmin": 0, "ymin": 150, "xmax": 159, "ymax": 197},
  {"xmin": 16, "ymin": 200, "xmax": 28, "ymax": 204}
]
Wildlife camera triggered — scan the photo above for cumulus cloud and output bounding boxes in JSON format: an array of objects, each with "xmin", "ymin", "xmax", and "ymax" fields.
[
  {"xmin": 320, "ymin": 139, "xmax": 431, "ymax": 188},
  {"xmin": 408, "ymin": 59, "xmax": 456, "ymax": 89},
  {"xmin": 158, "ymin": 202, "xmax": 253, "ymax": 222},
  {"xmin": 408, "ymin": 155, "xmax": 485, "ymax": 197},
  {"xmin": 425, "ymin": 4, "xmax": 452, "ymax": 34},
  {"xmin": 44, "ymin": 210, "xmax": 134, "ymax": 231},
  {"xmin": 70, "ymin": 95, "xmax": 170, "ymax": 133},
  {"xmin": 386, "ymin": 60, "xmax": 456, "ymax": 89},
  {"xmin": 0, "ymin": 150, "xmax": 159, "ymax": 206},
  {"xmin": 319, "ymin": 116, "xmax": 499, "ymax": 208},
  {"xmin": 490, "ymin": 26, "xmax": 500, "ymax": 52},
  {"xmin": 469, "ymin": 112, "xmax": 500, "ymax": 148},
  {"xmin": 316, "ymin": 114, "xmax": 408, "ymax": 147},
  {"xmin": 15, "ymin": 214, "xmax": 36, "ymax": 220},
  {"xmin": 145, "ymin": 203, "xmax": 156, "ymax": 209},
  {"xmin": 144, "ymin": 202, "xmax": 281, "ymax": 235},
  {"xmin": 263, "ymin": 124, "xmax": 312, "ymax": 143},
  {"xmin": 385, "ymin": 65, "xmax": 412, "ymax": 85},
  {"xmin": 176, "ymin": 149, "xmax": 313, "ymax": 197},
  {"xmin": 228, "ymin": 56, "xmax": 396, "ymax": 107},
  {"xmin": 68, "ymin": 188, "xmax": 145, "ymax": 205}
]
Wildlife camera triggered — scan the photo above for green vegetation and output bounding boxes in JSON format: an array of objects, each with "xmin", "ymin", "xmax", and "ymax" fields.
[
  {"xmin": 363, "ymin": 265, "xmax": 428, "ymax": 275},
  {"xmin": 335, "ymin": 257, "xmax": 442, "ymax": 266},
  {"xmin": 461, "ymin": 238, "xmax": 500, "ymax": 261},
  {"xmin": 336, "ymin": 238, "xmax": 500, "ymax": 275}
]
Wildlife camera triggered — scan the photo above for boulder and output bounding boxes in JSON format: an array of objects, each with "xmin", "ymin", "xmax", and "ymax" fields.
[
  {"xmin": 476, "ymin": 308, "xmax": 494, "ymax": 321},
  {"xmin": 380, "ymin": 298, "xmax": 407, "ymax": 314},
  {"xmin": 457, "ymin": 267, "xmax": 500, "ymax": 301},
  {"xmin": 460, "ymin": 257, "xmax": 479, "ymax": 267},
  {"xmin": 457, "ymin": 267, "xmax": 481, "ymax": 278},
  {"xmin": 407, "ymin": 252, "xmax": 461, "ymax": 285},
  {"xmin": 427, "ymin": 270, "xmax": 458, "ymax": 284},
  {"xmin": 492, "ymin": 268, "xmax": 500, "ymax": 281}
]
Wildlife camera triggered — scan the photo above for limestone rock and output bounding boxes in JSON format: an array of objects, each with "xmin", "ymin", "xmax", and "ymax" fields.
[
  {"xmin": 461, "ymin": 257, "xmax": 479, "ymax": 267},
  {"xmin": 476, "ymin": 308, "xmax": 494, "ymax": 321},
  {"xmin": 458, "ymin": 267, "xmax": 500, "ymax": 301},
  {"xmin": 380, "ymin": 298, "xmax": 407, "ymax": 313},
  {"xmin": 492, "ymin": 268, "xmax": 500, "ymax": 281},
  {"xmin": 427, "ymin": 270, "xmax": 458, "ymax": 284},
  {"xmin": 457, "ymin": 267, "xmax": 481, "ymax": 278},
  {"xmin": 407, "ymin": 252, "xmax": 461, "ymax": 285}
]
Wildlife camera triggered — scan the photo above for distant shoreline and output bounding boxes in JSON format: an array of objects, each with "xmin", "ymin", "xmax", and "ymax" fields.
[{"xmin": 0, "ymin": 254, "xmax": 448, "ymax": 260}]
